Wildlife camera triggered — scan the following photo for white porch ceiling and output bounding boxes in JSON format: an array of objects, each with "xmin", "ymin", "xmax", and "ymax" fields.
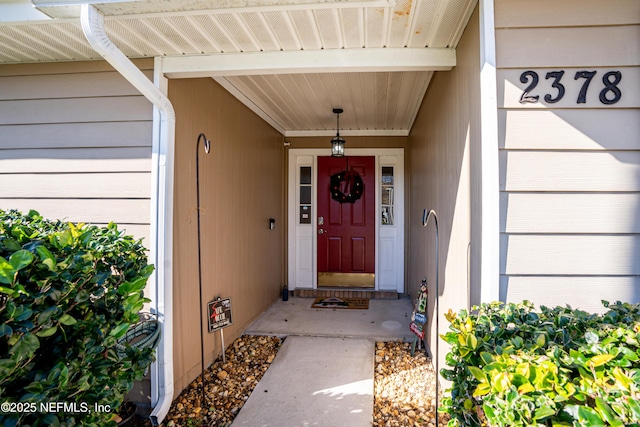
[{"xmin": 0, "ymin": 0, "xmax": 477, "ymax": 136}]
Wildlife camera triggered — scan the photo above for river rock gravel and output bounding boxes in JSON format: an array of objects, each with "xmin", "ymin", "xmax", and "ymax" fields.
[
  {"xmin": 374, "ymin": 341, "xmax": 449, "ymax": 427},
  {"xmin": 153, "ymin": 336, "xmax": 447, "ymax": 427},
  {"xmin": 163, "ymin": 335, "xmax": 283, "ymax": 427}
]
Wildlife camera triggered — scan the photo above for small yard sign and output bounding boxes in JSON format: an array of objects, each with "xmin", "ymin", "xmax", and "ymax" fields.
[
  {"xmin": 410, "ymin": 322, "xmax": 425, "ymax": 339},
  {"xmin": 208, "ymin": 297, "xmax": 233, "ymax": 333},
  {"xmin": 410, "ymin": 280, "xmax": 428, "ymax": 355}
]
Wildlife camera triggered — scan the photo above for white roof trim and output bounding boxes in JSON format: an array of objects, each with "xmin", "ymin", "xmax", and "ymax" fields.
[
  {"xmin": 31, "ymin": 0, "xmax": 393, "ymax": 20},
  {"xmin": 161, "ymin": 47, "xmax": 456, "ymax": 78},
  {"xmin": 0, "ymin": 0, "xmax": 52, "ymax": 22}
]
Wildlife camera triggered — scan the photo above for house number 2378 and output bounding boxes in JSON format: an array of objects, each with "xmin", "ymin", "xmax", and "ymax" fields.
[{"xmin": 519, "ymin": 70, "xmax": 622, "ymax": 105}]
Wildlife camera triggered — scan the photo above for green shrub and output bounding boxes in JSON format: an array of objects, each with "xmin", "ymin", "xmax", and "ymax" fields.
[
  {"xmin": 0, "ymin": 209, "xmax": 155, "ymax": 427},
  {"xmin": 440, "ymin": 300, "xmax": 640, "ymax": 427}
]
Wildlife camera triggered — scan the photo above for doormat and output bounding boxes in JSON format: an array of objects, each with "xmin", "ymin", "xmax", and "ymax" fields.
[{"xmin": 311, "ymin": 297, "xmax": 369, "ymax": 310}]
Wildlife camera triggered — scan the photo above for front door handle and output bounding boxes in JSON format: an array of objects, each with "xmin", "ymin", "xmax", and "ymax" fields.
[{"xmin": 318, "ymin": 229, "xmax": 325, "ymax": 234}]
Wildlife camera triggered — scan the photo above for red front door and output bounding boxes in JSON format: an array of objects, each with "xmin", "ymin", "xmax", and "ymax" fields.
[{"xmin": 317, "ymin": 156, "xmax": 375, "ymax": 288}]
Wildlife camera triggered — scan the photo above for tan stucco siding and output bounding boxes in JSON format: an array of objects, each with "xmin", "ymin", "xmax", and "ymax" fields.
[
  {"xmin": 409, "ymin": 5, "xmax": 480, "ymax": 367},
  {"xmin": 169, "ymin": 77, "xmax": 284, "ymax": 395},
  {"xmin": 495, "ymin": 0, "xmax": 640, "ymax": 312},
  {"xmin": 0, "ymin": 60, "xmax": 154, "ymax": 242}
]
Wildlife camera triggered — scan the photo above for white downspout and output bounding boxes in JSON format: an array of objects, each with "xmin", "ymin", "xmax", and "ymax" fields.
[{"xmin": 80, "ymin": 5, "xmax": 175, "ymax": 425}]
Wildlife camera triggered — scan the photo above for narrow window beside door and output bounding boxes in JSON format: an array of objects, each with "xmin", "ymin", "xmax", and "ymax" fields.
[
  {"xmin": 299, "ymin": 166, "xmax": 312, "ymax": 224},
  {"xmin": 381, "ymin": 166, "xmax": 394, "ymax": 225}
]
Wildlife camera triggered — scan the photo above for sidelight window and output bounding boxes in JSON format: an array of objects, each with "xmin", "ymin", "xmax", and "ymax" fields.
[
  {"xmin": 299, "ymin": 166, "xmax": 312, "ymax": 224},
  {"xmin": 381, "ymin": 166, "xmax": 394, "ymax": 225}
]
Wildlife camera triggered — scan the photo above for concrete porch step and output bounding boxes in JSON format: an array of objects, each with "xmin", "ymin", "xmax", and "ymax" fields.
[{"xmin": 293, "ymin": 288, "xmax": 399, "ymax": 300}]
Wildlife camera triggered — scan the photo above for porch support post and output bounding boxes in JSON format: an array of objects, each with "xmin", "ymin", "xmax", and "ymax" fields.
[{"xmin": 479, "ymin": 0, "xmax": 500, "ymax": 303}]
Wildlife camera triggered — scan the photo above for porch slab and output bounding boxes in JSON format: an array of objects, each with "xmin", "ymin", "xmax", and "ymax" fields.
[
  {"xmin": 244, "ymin": 295, "xmax": 415, "ymax": 342},
  {"xmin": 230, "ymin": 336, "xmax": 374, "ymax": 427}
]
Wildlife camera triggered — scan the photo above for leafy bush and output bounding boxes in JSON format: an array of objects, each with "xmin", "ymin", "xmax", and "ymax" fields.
[
  {"xmin": 0, "ymin": 209, "xmax": 155, "ymax": 427},
  {"xmin": 440, "ymin": 300, "xmax": 640, "ymax": 427}
]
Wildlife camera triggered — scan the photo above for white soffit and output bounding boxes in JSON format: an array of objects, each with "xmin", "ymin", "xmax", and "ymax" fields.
[
  {"xmin": 214, "ymin": 70, "xmax": 435, "ymax": 136},
  {"xmin": 0, "ymin": 0, "xmax": 477, "ymax": 136},
  {"xmin": 160, "ymin": 47, "xmax": 447, "ymax": 136}
]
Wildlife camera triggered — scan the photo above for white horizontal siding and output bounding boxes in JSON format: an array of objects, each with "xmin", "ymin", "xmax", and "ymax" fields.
[
  {"xmin": 501, "ymin": 193, "xmax": 640, "ymax": 234},
  {"xmin": 496, "ymin": 25, "xmax": 640, "ymax": 68},
  {"xmin": 0, "ymin": 173, "xmax": 150, "ymax": 199},
  {"xmin": 0, "ymin": 148, "xmax": 151, "ymax": 172},
  {"xmin": 496, "ymin": 0, "xmax": 640, "ymax": 311},
  {"xmin": 495, "ymin": 0, "xmax": 640, "ymax": 28},
  {"xmin": 0, "ymin": 61, "xmax": 153, "ymax": 242},
  {"xmin": 0, "ymin": 122, "xmax": 152, "ymax": 149},
  {"xmin": 0, "ymin": 96, "xmax": 152, "ymax": 125},
  {"xmin": 501, "ymin": 151, "xmax": 640, "ymax": 192},
  {"xmin": 501, "ymin": 235, "xmax": 640, "ymax": 276},
  {"xmin": 0, "ymin": 70, "xmax": 153, "ymax": 100},
  {"xmin": 501, "ymin": 276, "xmax": 640, "ymax": 314},
  {"xmin": 499, "ymin": 109, "xmax": 640, "ymax": 151},
  {"xmin": 0, "ymin": 198, "xmax": 150, "ymax": 224}
]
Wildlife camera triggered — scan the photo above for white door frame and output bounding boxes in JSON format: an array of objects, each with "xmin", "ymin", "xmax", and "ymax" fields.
[{"xmin": 287, "ymin": 148, "xmax": 405, "ymax": 293}]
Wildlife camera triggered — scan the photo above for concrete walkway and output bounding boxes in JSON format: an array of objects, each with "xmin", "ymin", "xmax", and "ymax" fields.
[
  {"xmin": 231, "ymin": 336, "xmax": 374, "ymax": 426},
  {"xmin": 231, "ymin": 296, "xmax": 416, "ymax": 426}
]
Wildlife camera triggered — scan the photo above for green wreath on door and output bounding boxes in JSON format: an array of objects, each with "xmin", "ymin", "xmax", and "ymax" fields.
[{"xmin": 330, "ymin": 170, "xmax": 363, "ymax": 203}]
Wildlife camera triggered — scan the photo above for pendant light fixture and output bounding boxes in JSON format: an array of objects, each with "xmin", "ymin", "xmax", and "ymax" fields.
[{"xmin": 331, "ymin": 108, "xmax": 345, "ymax": 157}]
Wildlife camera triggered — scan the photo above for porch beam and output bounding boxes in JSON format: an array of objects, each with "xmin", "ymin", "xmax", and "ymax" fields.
[
  {"xmin": 161, "ymin": 47, "xmax": 456, "ymax": 78},
  {"xmin": 285, "ymin": 129, "xmax": 410, "ymax": 137}
]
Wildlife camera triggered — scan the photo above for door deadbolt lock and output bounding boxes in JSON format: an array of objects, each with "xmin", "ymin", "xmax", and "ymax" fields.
[{"xmin": 318, "ymin": 216, "xmax": 324, "ymax": 226}]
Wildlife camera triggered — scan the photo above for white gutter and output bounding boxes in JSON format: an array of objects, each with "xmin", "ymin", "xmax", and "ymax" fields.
[{"xmin": 80, "ymin": 5, "xmax": 175, "ymax": 425}]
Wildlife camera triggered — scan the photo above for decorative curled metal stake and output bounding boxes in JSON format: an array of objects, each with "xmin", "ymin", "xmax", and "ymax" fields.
[
  {"xmin": 423, "ymin": 208, "xmax": 439, "ymax": 427},
  {"xmin": 196, "ymin": 132, "xmax": 211, "ymax": 410}
]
